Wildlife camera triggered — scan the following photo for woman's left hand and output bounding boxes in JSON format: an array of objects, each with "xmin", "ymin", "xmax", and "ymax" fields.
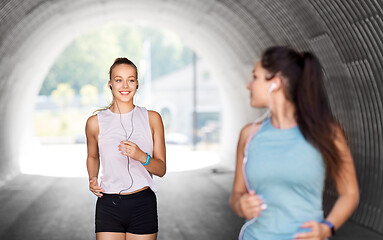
[
  {"xmin": 119, "ymin": 141, "xmax": 147, "ymax": 164},
  {"xmin": 294, "ymin": 221, "xmax": 331, "ymax": 240}
]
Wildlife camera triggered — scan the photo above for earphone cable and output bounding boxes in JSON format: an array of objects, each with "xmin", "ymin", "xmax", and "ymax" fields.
[{"xmin": 115, "ymin": 101, "xmax": 135, "ymax": 195}]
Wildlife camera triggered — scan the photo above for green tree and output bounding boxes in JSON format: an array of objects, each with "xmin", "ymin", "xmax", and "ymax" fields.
[
  {"xmin": 80, "ymin": 84, "xmax": 98, "ymax": 106},
  {"xmin": 40, "ymin": 24, "xmax": 194, "ymax": 96},
  {"xmin": 52, "ymin": 83, "xmax": 75, "ymax": 107},
  {"xmin": 141, "ymin": 28, "xmax": 192, "ymax": 79}
]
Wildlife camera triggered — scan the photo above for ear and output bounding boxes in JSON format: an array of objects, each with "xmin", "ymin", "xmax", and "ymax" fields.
[
  {"xmin": 268, "ymin": 75, "xmax": 283, "ymax": 94},
  {"xmin": 272, "ymin": 75, "xmax": 283, "ymax": 91}
]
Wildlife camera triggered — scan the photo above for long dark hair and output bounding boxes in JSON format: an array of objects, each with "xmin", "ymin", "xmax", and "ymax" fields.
[{"xmin": 261, "ymin": 46, "xmax": 343, "ymax": 180}]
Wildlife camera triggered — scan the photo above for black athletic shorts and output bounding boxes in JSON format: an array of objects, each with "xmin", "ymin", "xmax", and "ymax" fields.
[{"xmin": 95, "ymin": 188, "xmax": 158, "ymax": 234}]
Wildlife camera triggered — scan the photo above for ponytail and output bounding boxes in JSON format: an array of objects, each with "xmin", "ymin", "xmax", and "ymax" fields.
[
  {"xmin": 296, "ymin": 52, "xmax": 342, "ymax": 180},
  {"xmin": 261, "ymin": 46, "xmax": 344, "ymax": 180}
]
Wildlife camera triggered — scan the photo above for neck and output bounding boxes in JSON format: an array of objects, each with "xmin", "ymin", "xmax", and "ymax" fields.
[
  {"xmin": 269, "ymin": 93, "xmax": 297, "ymax": 129},
  {"xmin": 109, "ymin": 100, "xmax": 135, "ymax": 114}
]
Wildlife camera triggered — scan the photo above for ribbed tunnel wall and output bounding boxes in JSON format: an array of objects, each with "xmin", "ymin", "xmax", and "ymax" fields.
[{"xmin": 0, "ymin": 0, "xmax": 382, "ymax": 234}]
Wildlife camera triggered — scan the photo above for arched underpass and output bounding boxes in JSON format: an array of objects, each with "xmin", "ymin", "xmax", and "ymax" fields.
[{"xmin": 0, "ymin": 0, "xmax": 382, "ymax": 239}]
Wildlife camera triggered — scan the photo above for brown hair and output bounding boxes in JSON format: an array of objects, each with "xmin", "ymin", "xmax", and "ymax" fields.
[
  {"xmin": 261, "ymin": 46, "xmax": 344, "ymax": 180},
  {"xmin": 109, "ymin": 57, "xmax": 138, "ymax": 80}
]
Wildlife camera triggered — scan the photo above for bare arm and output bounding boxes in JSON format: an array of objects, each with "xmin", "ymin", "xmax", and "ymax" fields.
[
  {"xmin": 85, "ymin": 115, "xmax": 104, "ymax": 197},
  {"xmin": 230, "ymin": 123, "xmax": 263, "ymax": 219},
  {"xmin": 119, "ymin": 111, "xmax": 166, "ymax": 177},
  {"xmin": 323, "ymin": 127, "xmax": 359, "ymax": 233},
  {"xmin": 145, "ymin": 110, "xmax": 166, "ymax": 177}
]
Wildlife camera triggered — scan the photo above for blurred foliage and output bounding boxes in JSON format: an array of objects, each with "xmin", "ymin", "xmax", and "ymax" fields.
[
  {"xmin": 80, "ymin": 84, "xmax": 98, "ymax": 106},
  {"xmin": 34, "ymin": 109, "xmax": 89, "ymax": 137},
  {"xmin": 39, "ymin": 24, "xmax": 193, "ymax": 95},
  {"xmin": 51, "ymin": 83, "xmax": 75, "ymax": 107}
]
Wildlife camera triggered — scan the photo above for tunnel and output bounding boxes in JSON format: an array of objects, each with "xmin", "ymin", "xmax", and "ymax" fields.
[{"xmin": 0, "ymin": 0, "xmax": 382, "ymax": 239}]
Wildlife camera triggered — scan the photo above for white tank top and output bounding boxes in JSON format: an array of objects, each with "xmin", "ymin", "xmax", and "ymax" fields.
[{"xmin": 97, "ymin": 106, "xmax": 157, "ymax": 193}]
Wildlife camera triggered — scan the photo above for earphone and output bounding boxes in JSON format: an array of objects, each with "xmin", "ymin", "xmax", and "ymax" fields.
[{"xmin": 268, "ymin": 83, "xmax": 277, "ymax": 93}]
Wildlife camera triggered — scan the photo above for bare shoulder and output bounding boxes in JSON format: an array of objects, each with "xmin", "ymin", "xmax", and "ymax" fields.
[
  {"xmin": 148, "ymin": 110, "xmax": 164, "ymax": 128},
  {"xmin": 235, "ymin": 121, "xmax": 263, "ymax": 171},
  {"xmin": 239, "ymin": 122, "xmax": 262, "ymax": 142},
  {"xmin": 331, "ymin": 123, "xmax": 353, "ymax": 161},
  {"xmin": 148, "ymin": 110, "xmax": 162, "ymax": 120},
  {"xmin": 331, "ymin": 122, "xmax": 348, "ymax": 145},
  {"xmin": 86, "ymin": 115, "xmax": 99, "ymax": 135},
  {"xmin": 86, "ymin": 114, "xmax": 98, "ymax": 126},
  {"xmin": 148, "ymin": 110, "xmax": 163, "ymax": 123}
]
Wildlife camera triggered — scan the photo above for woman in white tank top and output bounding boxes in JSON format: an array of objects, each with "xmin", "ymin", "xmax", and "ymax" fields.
[{"xmin": 86, "ymin": 58, "xmax": 166, "ymax": 240}]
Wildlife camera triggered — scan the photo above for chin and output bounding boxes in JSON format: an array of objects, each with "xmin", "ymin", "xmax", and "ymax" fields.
[
  {"xmin": 250, "ymin": 100, "xmax": 260, "ymax": 107},
  {"xmin": 118, "ymin": 97, "xmax": 133, "ymax": 102},
  {"xmin": 250, "ymin": 101, "xmax": 266, "ymax": 108}
]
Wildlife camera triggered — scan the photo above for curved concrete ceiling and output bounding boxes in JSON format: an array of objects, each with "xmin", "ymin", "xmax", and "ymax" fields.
[{"xmin": 0, "ymin": 0, "xmax": 382, "ymax": 234}]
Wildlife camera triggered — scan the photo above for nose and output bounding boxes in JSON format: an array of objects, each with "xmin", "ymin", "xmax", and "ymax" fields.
[{"xmin": 246, "ymin": 81, "xmax": 251, "ymax": 90}]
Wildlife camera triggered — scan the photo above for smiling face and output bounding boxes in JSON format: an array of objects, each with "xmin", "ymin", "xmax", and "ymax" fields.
[
  {"xmin": 247, "ymin": 61, "xmax": 275, "ymax": 108},
  {"xmin": 109, "ymin": 63, "xmax": 138, "ymax": 103}
]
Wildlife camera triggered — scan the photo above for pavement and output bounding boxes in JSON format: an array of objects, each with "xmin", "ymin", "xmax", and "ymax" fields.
[{"xmin": 0, "ymin": 143, "xmax": 382, "ymax": 239}]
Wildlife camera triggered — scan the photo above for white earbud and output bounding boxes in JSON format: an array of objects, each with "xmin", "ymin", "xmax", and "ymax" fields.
[{"xmin": 268, "ymin": 83, "xmax": 277, "ymax": 93}]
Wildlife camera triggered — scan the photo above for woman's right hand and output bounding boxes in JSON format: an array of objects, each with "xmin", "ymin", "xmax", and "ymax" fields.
[
  {"xmin": 239, "ymin": 190, "xmax": 265, "ymax": 219},
  {"xmin": 89, "ymin": 177, "xmax": 104, "ymax": 198}
]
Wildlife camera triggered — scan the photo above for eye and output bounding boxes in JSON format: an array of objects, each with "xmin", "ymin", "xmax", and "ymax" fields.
[
  {"xmin": 129, "ymin": 79, "xmax": 135, "ymax": 82},
  {"xmin": 116, "ymin": 79, "xmax": 122, "ymax": 82}
]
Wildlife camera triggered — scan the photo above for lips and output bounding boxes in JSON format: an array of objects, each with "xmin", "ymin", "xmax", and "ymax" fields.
[{"xmin": 120, "ymin": 91, "xmax": 131, "ymax": 95}]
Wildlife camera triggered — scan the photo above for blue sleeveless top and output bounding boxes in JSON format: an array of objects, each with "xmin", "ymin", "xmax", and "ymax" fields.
[{"xmin": 243, "ymin": 117, "xmax": 325, "ymax": 240}]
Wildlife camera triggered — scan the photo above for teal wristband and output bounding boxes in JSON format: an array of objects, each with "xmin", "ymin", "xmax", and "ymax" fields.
[{"xmin": 142, "ymin": 153, "xmax": 151, "ymax": 166}]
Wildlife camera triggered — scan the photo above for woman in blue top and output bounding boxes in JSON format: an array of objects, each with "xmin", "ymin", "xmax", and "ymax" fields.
[{"xmin": 230, "ymin": 46, "xmax": 359, "ymax": 240}]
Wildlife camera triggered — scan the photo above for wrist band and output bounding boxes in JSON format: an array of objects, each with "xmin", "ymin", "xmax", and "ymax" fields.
[
  {"xmin": 321, "ymin": 220, "xmax": 336, "ymax": 236},
  {"xmin": 142, "ymin": 153, "xmax": 151, "ymax": 166}
]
